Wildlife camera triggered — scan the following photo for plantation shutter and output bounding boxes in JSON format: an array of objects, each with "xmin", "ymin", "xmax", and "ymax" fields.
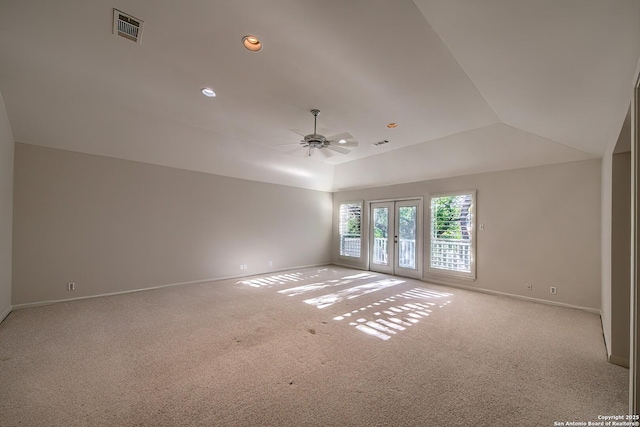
[
  {"xmin": 430, "ymin": 194, "xmax": 474, "ymax": 274},
  {"xmin": 339, "ymin": 202, "xmax": 362, "ymax": 257}
]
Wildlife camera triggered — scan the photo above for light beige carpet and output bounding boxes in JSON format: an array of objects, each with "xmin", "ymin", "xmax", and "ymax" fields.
[{"xmin": 0, "ymin": 266, "xmax": 629, "ymax": 426}]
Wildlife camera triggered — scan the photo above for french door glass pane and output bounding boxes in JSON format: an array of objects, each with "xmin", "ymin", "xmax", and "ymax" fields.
[
  {"xmin": 372, "ymin": 207, "xmax": 389, "ymax": 265},
  {"xmin": 398, "ymin": 206, "xmax": 417, "ymax": 269}
]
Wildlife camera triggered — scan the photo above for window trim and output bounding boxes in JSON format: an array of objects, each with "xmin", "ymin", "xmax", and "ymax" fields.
[
  {"xmin": 427, "ymin": 190, "xmax": 477, "ymax": 281},
  {"xmin": 338, "ymin": 201, "xmax": 363, "ymax": 259}
]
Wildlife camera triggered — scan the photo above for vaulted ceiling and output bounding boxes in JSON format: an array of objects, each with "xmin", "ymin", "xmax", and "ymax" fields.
[{"xmin": 0, "ymin": 1, "xmax": 638, "ymax": 191}]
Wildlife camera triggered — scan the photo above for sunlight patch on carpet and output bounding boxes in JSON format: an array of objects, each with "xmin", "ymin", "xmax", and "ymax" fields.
[
  {"xmin": 334, "ymin": 287, "xmax": 453, "ymax": 340},
  {"xmin": 303, "ymin": 279, "xmax": 405, "ymax": 309},
  {"xmin": 277, "ymin": 273, "xmax": 378, "ymax": 297},
  {"xmin": 236, "ymin": 268, "xmax": 338, "ymax": 288}
]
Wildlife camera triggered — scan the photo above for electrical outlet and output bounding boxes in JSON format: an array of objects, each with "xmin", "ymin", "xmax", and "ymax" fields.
[
  {"xmin": 479, "ymin": 224, "xmax": 484, "ymax": 231},
  {"xmin": 68, "ymin": 282, "xmax": 75, "ymax": 291},
  {"xmin": 550, "ymin": 286, "xmax": 557, "ymax": 295},
  {"xmin": 268, "ymin": 260, "xmax": 273, "ymax": 267},
  {"xmin": 526, "ymin": 283, "xmax": 532, "ymax": 291},
  {"xmin": 240, "ymin": 264, "xmax": 244, "ymax": 270}
]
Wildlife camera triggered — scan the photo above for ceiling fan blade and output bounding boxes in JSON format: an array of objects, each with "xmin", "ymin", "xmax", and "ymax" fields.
[
  {"xmin": 326, "ymin": 132, "xmax": 353, "ymax": 142},
  {"xmin": 318, "ymin": 148, "xmax": 334, "ymax": 158},
  {"xmin": 290, "ymin": 129, "xmax": 307, "ymax": 137},
  {"xmin": 326, "ymin": 145, "xmax": 350, "ymax": 155},
  {"xmin": 278, "ymin": 145, "xmax": 309, "ymax": 156},
  {"xmin": 327, "ymin": 131, "xmax": 358, "ymax": 147},
  {"xmin": 276, "ymin": 142, "xmax": 305, "ymax": 148},
  {"xmin": 334, "ymin": 140, "xmax": 358, "ymax": 147}
]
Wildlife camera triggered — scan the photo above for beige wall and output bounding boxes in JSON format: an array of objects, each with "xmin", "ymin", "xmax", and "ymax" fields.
[
  {"xmin": 0, "ymin": 92, "xmax": 13, "ymax": 320},
  {"xmin": 12, "ymin": 144, "xmax": 333, "ymax": 305},
  {"xmin": 611, "ymin": 151, "xmax": 631, "ymax": 365},
  {"xmin": 333, "ymin": 159, "xmax": 602, "ymax": 310}
]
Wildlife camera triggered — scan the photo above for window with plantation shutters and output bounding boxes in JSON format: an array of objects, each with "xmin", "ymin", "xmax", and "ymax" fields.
[
  {"xmin": 429, "ymin": 192, "xmax": 476, "ymax": 279},
  {"xmin": 339, "ymin": 202, "xmax": 362, "ymax": 258}
]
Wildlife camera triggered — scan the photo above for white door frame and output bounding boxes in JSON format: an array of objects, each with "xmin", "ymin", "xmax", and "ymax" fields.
[
  {"xmin": 630, "ymin": 65, "xmax": 639, "ymax": 415},
  {"xmin": 368, "ymin": 197, "xmax": 423, "ymax": 279}
]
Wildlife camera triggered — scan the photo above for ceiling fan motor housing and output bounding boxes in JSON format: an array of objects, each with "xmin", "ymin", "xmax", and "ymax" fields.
[{"xmin": 302, "ymin": 133, "xmax": 329, "ymax": 148}]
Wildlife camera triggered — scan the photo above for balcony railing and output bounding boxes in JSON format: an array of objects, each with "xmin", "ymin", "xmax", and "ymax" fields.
[
  {"xmin": 344, "ymin": 236, "xmax": 469, "ymax": 272},
  {"xmin": 341, "ymin": 235, "xmax": 361, "ymax": 257},
  {"xmin": 430, "ymin": 239, "xmax": 471, "ymax": 272},
  {"xmin": 372, "ymin": 237, "xmax": 416, "ymax": 269},
  {"xmin": 398, "ymin": 238, "xmax": 416, "ymax": 268},
  {"xmin": 372, "ymin": 237, "xmax": 388, "ymax": 264}
]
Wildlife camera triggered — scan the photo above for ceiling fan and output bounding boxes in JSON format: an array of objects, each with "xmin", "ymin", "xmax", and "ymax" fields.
[{"xmin": 280, "ymin": 109, "xmax": 358, "ymax": 157}]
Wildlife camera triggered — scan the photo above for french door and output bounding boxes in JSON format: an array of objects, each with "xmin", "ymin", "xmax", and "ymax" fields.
[{"xmin": 369, "ymin": 199, "xmax": 422, "ymax": 279}]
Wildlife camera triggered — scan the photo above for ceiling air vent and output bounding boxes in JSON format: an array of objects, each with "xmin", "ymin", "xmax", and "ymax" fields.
[
  {"xmin": 373, "ymin": 140, "xmax": 390, "ymax": 146},
  {"xmin": 113, "ymin": 9, "xmax": 144, "ymax": 44}
]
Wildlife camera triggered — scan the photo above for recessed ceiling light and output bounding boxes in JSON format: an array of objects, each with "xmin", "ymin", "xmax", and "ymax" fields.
[
  {"xmin": 242, "ymin": 35, "xmax": 262, "ymax": 52},
  {"xmin": 201, "ymin": 87, "xmax": 216, "ymax": 97},
  {"xmin": 338, "ymin": 139, "xmax": 347, "ymax": 144},
  {"xmin": 387, "ymin": 122, "xmax": 398, "ymax": 128}
]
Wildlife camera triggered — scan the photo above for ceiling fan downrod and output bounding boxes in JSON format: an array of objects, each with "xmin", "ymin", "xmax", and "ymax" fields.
[{"xmin": 310, "ymin": 109, "xmax": 320, "ymax": 135}]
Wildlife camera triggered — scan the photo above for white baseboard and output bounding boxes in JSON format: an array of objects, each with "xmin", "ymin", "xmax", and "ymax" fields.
[
  {"xmin": 331, "ymin": 265, "xmax": 600, "ymax": 314},
  {"xmin": 331, "ymin": 262, "xmax": 367, "ymax": 271},
  {"xmin": 11, "ymin": 263, "xmax": 601, "ymax": 318},
  {"xmin": 421, "ymin": 278, "xmax": 601, "ymax": 315},
  {"xmin": 600, "ymin": 314, "xmax": 612, "ymax": 361},
  {"xmin": 600, "ymin": 316, "xmax": 630, "ymax": 369},
  {"xmin": 609, "ymin": 354, "xmax": 630, "ymax": 368},
  {"xmin": 0, "ymin": 305, "xmax": 12, "ymax": 324},
  {"xmin": 12, "ymin": 263, "xmax": 330, "ymax": 311}
]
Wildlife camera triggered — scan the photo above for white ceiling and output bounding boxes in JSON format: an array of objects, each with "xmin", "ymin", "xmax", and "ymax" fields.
[{"xmin": 0, "ymin": 0, "xmax": 638, "ymax": 192}]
